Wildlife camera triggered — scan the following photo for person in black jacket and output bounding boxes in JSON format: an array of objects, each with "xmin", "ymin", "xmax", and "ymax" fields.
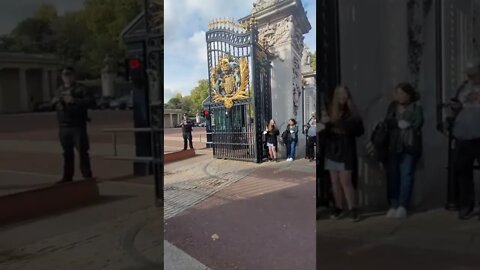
[
  {"xmin": 263, "ymin": 119, "xmax": 280, "ymax": 162},
  {"xmin": 181, "ymin": 113, "xmax": 194, "ymax": 150},
  {"xmin": 323, "ymin": 85, "xmax": 364, "ymax": 221},
  {"xmin": 54, "ymin": 67, "xmax": 95, "ymax": 183}
]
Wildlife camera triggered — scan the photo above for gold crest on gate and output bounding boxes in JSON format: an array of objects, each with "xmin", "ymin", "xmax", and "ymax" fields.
[{"xmin": 210, "ymin": 55, "xmax": 249, "ymax": 108}]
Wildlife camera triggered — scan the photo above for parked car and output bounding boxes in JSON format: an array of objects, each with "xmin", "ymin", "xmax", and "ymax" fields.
[
  {"xmin": 96, "ymin": 96, "xmax": 114, "ymax": 110},
  {"xmin": 109, "ymin": 95, "xmax": 132, "ymax": 110},
  {"xmin": 197, "ymin": 122, "xmax": 206, "ymax": 127}
]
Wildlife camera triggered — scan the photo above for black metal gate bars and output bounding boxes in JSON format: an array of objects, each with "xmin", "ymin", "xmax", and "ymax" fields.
[
  {"xmin": 145, "ymin": 0, "xmax": 163, "ymax": 204},
  {"xmin": 205, "ymin": 18, "xmax": 272, "ymax": 163}
]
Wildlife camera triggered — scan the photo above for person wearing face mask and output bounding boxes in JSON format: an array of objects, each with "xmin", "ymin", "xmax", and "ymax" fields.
[{"xmin": 384, "ymin": 82, "xmax": 424, "ymax": 219}]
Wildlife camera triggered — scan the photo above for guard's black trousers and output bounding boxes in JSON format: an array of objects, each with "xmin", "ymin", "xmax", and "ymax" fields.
[
  {"xmin": 454, "ymin": 138, "xmax": 480, "ymax": 212},
  {"xmin": 59, "ymin": 126, "xmax": 93, "ymax": 180},
  {"xmin": 306, "ymin": 136, "xmax": 316, "ymax": 159},
  {"xmin": 183, "ymin": 132, "xmax": 194, "ymax": 150}
]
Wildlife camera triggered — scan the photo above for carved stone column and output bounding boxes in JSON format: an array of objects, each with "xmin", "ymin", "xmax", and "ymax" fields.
[
  {"xmin": 19, "ymin": 68, "xmax": 28, "ymax": 111},
  {"xmin": 248, "ymin": 0, "xmax": 311, "ymax": 129},
  {"xmin": 42, "ymin": 69, "xmax": 50, "ymax": 101},
  {"xmin": 50, "ymin": 69, "xmax": 58, "ymax": 95}
]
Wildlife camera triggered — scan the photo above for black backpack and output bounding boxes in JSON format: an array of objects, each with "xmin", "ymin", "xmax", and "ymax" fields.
[{"xmin": 281, "ymin": 129, "xmax": 289, "ymax": 144}]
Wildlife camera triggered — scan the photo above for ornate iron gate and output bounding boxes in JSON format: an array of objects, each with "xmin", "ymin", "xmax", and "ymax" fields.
[
  {"xmin": 205, "ymin": 18, "xmax": 272, "ymax": 163},
  {"xmin": 145, "ymin": 0, "xmax": 163, "ymax": 204}
]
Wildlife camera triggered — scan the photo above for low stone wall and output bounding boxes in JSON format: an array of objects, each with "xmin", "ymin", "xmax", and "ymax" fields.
[{"xmin": 0, "ymin": 180, "xmax": 99, "ymax": 227}]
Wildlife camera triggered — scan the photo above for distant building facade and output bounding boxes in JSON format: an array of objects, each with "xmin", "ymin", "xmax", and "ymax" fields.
[{"xmin": 0, "ymin": 52, "xmax": 60, "ymax": 113}]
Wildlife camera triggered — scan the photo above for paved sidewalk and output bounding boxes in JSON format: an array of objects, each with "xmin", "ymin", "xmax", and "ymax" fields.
[
  {"xmin": 317, "ymin": 208, "xmax": 480, "ymax": 269},
  {"xmin": 164, "ymin": 158, "xmax": 316, "ymax": 270},
  {"xmin": 164, "ymin": 241, "xmax": 209, "ymax": 270},
  {"xmin": 0, "ymin": 180, "xmax": 163, "ymax": 270}
]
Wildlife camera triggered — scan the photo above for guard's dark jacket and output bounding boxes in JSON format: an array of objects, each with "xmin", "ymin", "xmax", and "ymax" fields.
[
  {"xmin": 53, "ymin": 83, "xmax": 94, "ymax": 127},
  {"xmin": 182, "ymin": 121, "xmax": 193, "ymax": 134}
]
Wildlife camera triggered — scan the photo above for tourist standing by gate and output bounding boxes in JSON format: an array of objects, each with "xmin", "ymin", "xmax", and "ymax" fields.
[
  {"xmin": 384, "ymin": 82, "xmax": 423, "ymax": 219},
  {"xmin": 285, "ymin": 119, "xmax": 299, "ymax": 161},
  {"xmin": 305, "ymin": 112, "xmax": 317, "ymax": 161},
  {"xmin": 324, "ymin": 86, "xmax": 364, "ymax": 221},
  {"xmin": 181, "ymin": 113, "xmax": 194, "ymax": 150},
  {"xmin": 264, "ymin": 119, "xmax": 279, "ymax": 162},
  {"xmin": 53, "ymin": 67, "xmax": 96, "ymax": 184},
  {"xmin": 448, "ymin": 63, "xmax": 480, "ymax": 220}
]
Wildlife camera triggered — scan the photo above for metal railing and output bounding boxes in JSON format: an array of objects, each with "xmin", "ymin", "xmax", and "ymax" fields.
[{"xmin": 103, "ymin": 127, "xmax": 162, "ymax": 163}]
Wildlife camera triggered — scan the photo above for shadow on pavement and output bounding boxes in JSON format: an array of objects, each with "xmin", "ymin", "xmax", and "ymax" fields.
[
  {"xmin": 317, "ymin": 236, "xmax": 480, "ymax": 270},
  {"xmin": 0, "ymin": 194, "xmax": 136, "ymax": 231}
]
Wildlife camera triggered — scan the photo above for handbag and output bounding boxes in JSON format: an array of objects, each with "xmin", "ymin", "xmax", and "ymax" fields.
[
  {"xmin": 368, "ymin": 102, "xmax": 395, "ymax": 162},
  {"xmin": 281, "ymin": 129, "xmax": 289, "ymax": 144}
]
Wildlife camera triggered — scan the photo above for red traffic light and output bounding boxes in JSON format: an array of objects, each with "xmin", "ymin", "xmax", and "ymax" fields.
[
  {"xmin": 203, "ymin": 109, "xmax": 209, "ymax": 116},
  {"xmin": 129, "ymin": 58, "xmax": 141, "ymax": 69}
]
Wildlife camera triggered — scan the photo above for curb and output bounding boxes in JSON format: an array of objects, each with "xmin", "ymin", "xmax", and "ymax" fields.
[{"xmin": 0, "ymin": 180, "xmax": 100, "ymax": 227}]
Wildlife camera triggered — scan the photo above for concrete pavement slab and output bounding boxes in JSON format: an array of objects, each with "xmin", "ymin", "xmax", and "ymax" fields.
[{"xmin": 164, "ymin": 241, "xmax": 208, "ymax": 270}]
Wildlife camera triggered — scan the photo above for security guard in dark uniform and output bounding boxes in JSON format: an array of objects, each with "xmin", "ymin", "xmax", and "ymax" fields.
[
  {"xmin": 54, "ymin": 67, "xmax": 95, "ymax": 183},
  {"xmin": 181, "ymin": 113, "xmax": 194, "ymax": 150}
]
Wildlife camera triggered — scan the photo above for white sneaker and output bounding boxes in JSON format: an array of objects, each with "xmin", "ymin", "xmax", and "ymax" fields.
[
  {"xmin": 386, "ymin": 208, "xmax": 397, "ymax": 218},
  {"xmin": 286, "ymin": 158, "xmax": 292, "ymax": 161},
  {"xmin": 395, "ymin": 207, "xmax": 407, "ymax": 219}
]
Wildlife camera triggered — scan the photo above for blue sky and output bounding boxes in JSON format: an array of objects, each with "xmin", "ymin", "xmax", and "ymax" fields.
[{"xmin": 164, "ymin": 0, "xmax": 316, "ymax": 102}]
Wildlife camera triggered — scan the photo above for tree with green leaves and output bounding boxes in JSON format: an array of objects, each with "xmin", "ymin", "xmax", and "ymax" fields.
[
  {"xmin": 0, "ymin": 0, "xmax": 142, "ymax": 79},
  {"xmin": 51, "ymin": 11, "xmax": 89, "ymax": 75},
  {"xmin": 33, "ymin": 3, "xmax": 58, "ymax": 23},
  {"xmin": 189, "ymin": 79, "xmax": 209, "ymax": 115},
  {"xmin": 81, "ymin": 0, "xmax": 142, "ymax": 75},
  {"xmin": 165, "ymin": 93, "xmax": 183, "ymax": 109}
]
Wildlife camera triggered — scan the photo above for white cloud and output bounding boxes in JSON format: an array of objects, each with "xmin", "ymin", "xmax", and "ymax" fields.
[{"xmin": 164, "ymin": 88, "xmax": 182, "ymax": 101}]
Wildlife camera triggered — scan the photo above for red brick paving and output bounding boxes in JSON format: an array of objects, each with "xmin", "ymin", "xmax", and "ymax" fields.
[{"xmin": 165, "ymin": 167, "xmax": 316, "ymax": 270}]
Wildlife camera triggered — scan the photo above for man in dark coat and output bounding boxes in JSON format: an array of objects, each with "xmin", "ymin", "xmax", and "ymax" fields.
[
  {"xmin": 181, "ymin": 113, "xmax": 194, "ymax": 150},
  {"xmin": 53, "ymin": 67, "xmax": 95, "ymax": 183}
]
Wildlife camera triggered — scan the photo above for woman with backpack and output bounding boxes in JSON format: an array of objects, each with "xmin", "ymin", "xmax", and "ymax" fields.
[
  {"xmin": 323, "ymin": 85, "xmax": 364, "ymax": 221},
  {"xmin": 264, "ymin": 119, "xmax": 280, "ymax": 162},
  {"xmin": 384, "ymin": 82, "xmax": 423, "ymax": 219},
  {"xmin": 285, "ymin": 118, "xmax": 299, "ymax": 161}
]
